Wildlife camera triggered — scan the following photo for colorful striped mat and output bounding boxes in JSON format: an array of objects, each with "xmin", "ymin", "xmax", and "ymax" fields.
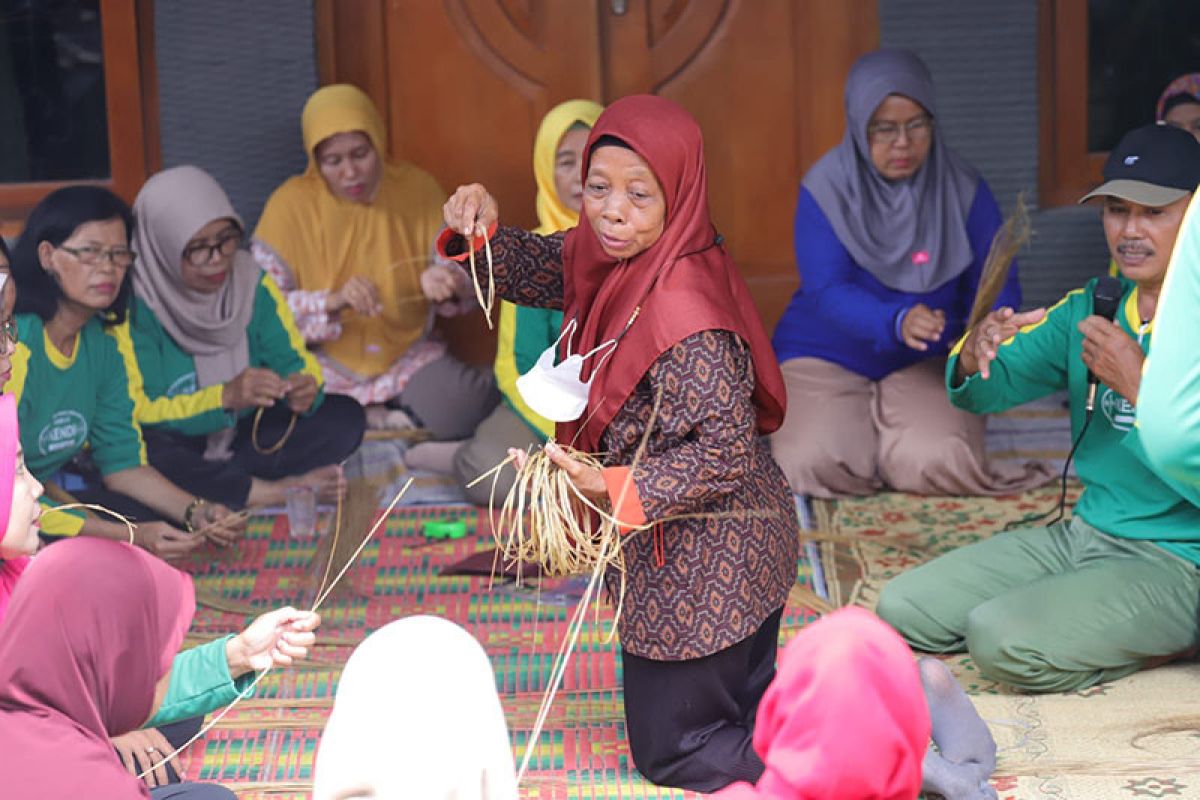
[{"xmin": 177, "ymin": 506, "xmax": 819, "ymax": 798}]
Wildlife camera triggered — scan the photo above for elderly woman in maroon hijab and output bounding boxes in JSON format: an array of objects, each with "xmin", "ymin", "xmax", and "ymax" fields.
[
  {"xmin": 0, "ymin": 537, "xmax": 318, "ymax": 798},
  {"xmin": 443, "ymin": 95, "xmax": 798, "ymax": 792}
]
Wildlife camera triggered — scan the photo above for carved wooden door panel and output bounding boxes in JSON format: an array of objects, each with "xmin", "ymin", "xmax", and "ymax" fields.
[{"xmin": 317, "ymin": 0, "xmax": 878, "ymax": 362}]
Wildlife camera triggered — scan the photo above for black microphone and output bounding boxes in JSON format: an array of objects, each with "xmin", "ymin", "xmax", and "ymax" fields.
[{"xmin": 1085, "ymin": 275, "xmax": 1123, "ymax": 414}]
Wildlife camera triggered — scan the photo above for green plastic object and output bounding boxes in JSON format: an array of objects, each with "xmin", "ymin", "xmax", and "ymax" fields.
[{"xmin": 422, "ymin": 518, "xmax": 467, "ymax": 540}]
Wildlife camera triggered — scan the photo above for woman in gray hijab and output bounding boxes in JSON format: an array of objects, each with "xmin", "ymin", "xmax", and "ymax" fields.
[
  {"xmin": 126, "ymin": 166, "xmax": 365, "ymax": 519},
  {"xmin": 770, "ymin": 48, "xmax": 1049, "ymax": 498}
]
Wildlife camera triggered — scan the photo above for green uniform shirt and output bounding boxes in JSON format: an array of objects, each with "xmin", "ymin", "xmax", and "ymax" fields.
[
  {"xmin": 1139, "ymin": 194, "xmax": 1200, "ymax": 508},
  {"xmin": 121, "ymin": 272, "xmax": 324, "ymax": 435},
  {"xmin": 494, "ymin": 300, "xmax": 562, "ymax": 440},
  {"xmin": 6, "ymin": 314, "xmax": 147, "ymax": 536},
  {"xmin": 145, "ymin": 636, "xmax": 255, "ymax": 728},
  {"xmin": 947, "ymin": 275, "xmax": 1200, "ymax": 565}
]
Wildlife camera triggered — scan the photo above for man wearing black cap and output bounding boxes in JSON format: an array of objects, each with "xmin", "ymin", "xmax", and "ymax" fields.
[{"xmin": 877, "ymin": 123, "xmax": 1200, "ymax": 694}]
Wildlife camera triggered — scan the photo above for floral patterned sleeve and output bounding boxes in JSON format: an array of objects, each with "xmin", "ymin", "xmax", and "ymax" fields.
[
  {"xmin": 250, "ymin": 238, "xmax": 342, "ymax": 343},
  {"xmin": 447, "ymin": 225, "xmax": 565, "ymax": 310},
  {"xmin": 626, "ymin": 330, "xmax": 758, "ymax": 520}
]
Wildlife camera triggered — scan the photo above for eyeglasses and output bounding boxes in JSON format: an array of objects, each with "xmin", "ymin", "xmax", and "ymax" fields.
[
  {"xmin": 57, "ymin": 244, "xmax": 137, "ymax": 268},
  {"xmin": 0, "ymin": 318, "xmax": 16, "ymax": 348},
  {"xmin": 868, "ymin": 115, "xmax": 934, "ymax": 146},
  {"xmin": 182, "ymin": 230, "xmax": 243, "ymax": 267}
]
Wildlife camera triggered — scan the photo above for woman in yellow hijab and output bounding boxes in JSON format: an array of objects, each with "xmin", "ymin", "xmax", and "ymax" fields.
[
  {"xmin": 410, "ymin": 99, "xmax": 602, "ymax": 503},
  {"xmin": 253, "ymin": 85, "xmax": 498, "ymax": 439}
]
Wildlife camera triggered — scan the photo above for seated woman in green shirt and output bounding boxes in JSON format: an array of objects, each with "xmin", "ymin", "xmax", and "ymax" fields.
[
  {"xmin": 127, "ymin": 166, "xmax": 365, "ymax": 511},
  {"xmin": 9, "ymin": 186, "xmax": 244, "ymax": 559}
]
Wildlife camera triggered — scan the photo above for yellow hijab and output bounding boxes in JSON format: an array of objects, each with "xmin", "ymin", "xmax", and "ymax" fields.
[
  {"xmin": 255, "ymin": 85, "xmax": 445, "ymax": 378},
  {"xmin": 531, "ymin": 99, "xmax": 604, "ymax": 235},
  {"xmin": 496, "ymin": 99, "xmax": 604, "ymax": 438}
]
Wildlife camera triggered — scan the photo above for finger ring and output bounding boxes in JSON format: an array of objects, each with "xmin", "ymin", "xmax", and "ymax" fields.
[{"xmin": 146, "ymin": 747, "xmax": 158, "ymax": 753}]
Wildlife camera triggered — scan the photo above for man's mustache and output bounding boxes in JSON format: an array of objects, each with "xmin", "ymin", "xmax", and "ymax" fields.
[{"xmin": 1117, "ymin": 241, "xmax": 1154, "ymax": 257}]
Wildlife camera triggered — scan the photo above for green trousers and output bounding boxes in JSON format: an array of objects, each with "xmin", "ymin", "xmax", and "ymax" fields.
[{"xmin": 875, "ymin": 515, "xmax": 1200, "ymax": 693}]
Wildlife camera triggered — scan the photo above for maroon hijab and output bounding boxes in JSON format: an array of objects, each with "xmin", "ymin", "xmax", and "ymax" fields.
[
  {"xmin": 0, "ymin": 538, "xmax": 195, "ymax": 799},
  {"xmin": 559, "ymin": 95, "xmax": 786, "ymax": 452}
]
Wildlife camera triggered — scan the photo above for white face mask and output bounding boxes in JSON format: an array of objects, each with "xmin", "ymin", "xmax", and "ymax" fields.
[{"xmin": 516, "ymin": 319, "xmax": 616, "ymax": 423}]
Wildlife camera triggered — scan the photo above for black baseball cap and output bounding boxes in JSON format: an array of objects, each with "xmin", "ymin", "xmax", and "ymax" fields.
[{"xmin": 1079, "ymin": 122, "xmax": 1200, "ymax": 207}]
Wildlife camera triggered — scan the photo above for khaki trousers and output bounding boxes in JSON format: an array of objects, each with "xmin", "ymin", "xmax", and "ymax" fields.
[{"xmin": 770, "ymin": 357, "xmax": 1050, "ymax": 498}]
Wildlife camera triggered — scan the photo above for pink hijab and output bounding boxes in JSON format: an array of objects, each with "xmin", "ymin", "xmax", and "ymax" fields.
[
  {"xmin": 0, "ymin": 393, "xmax": 28, "ymax": 624},
  {"xmin": 715, "ymin": 607, "xmax": 929, "ymax": 800},
  {"xmin": 0, "ymin": 537, "xmax": 195, "ymax": 799}
]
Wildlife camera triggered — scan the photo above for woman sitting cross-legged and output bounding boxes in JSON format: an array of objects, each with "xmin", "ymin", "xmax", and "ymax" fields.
[
  {"xmin": 770, "ymin": 48, "xmax": 1050, "ymax": 498},
  {"xmin": 126, "ymin": 165, "xmax": 365, "ymax": 511},
  {"xmin": 8, "ymin": 186, "xmax": 243, "ymax": 559},
  {"xmin": 253, "ymin": 84, "xmax": 498, "ymax": 438}
]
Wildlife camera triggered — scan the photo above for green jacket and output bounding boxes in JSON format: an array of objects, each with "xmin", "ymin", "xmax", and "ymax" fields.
[
  {"xmin": 121, "ymin": 272, "xmax": 324, "ymax": 436},
  {"xmin": 146, "ymin": 636, "xmax": 255, "ymax": 728},
  {"xmin": 6, "ymin": 314, "xmax": 147, "ymax": 537},
  {"xmin": 947, "ymin": 275, "xmax": 1200, "ymax": 565},
  {"xmin": 1139, "ymin": 194, "xmax": 1200, "ymax": 508},
  {"xmin": 494, "ymin": 300, "xmax": 562, "ymax": 440}
]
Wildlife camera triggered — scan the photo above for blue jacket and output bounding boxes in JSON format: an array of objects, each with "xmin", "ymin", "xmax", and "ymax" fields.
[{"xmin": 772, "ymin": 181, "xmax": 1022, "ymax": 381}]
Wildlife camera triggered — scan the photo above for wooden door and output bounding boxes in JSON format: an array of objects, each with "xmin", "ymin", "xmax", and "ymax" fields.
[{"xmin": 317, "ymin": 0, "xmax": 878, "ymax": 363}]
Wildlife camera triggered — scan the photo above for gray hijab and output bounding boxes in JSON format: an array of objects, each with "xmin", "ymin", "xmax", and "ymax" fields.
[
  {"xmin": 132, "ymin": 165, "xmax": 259, "ymax": 389},
  {"xmin": 803, "ymin": 48, "xmax": 979, "ymax": 293}
]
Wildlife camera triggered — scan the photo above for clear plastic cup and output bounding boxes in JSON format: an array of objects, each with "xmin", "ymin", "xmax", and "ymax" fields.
[{"xmin": 285, "ymin": 485, "xmax": 317, "ymax": 539}]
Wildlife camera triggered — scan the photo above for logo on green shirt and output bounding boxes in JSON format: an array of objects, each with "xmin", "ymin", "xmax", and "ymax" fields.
[
  {"xmin": 1101, "ymin": 388, "xmax": 1135, "ymax": 432},
  {"xmin": 168, "ymin": 372, "xmax": 198, "ymax": 397},
  {"xmin": 38, "ymin": 410, "xmax": 88, "ymax": 456}
]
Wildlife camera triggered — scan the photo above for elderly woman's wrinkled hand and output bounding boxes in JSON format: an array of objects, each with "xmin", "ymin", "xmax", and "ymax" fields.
[
  {"xmin": 443, "ymin": 184, "xmax": 498, "ymax": 237},
  {"xmin": 544, "ymin": 441, "xmax": 608, "ymax": 503},
  {"xmin": 957, "ymin": 306, "xmax": 1046, "ymax": 381}
]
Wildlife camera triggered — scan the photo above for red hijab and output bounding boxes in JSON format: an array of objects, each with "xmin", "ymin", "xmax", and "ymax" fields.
[
  {"xmin": 559, "ymin": 95, "xmax": 786, "ymax": 452},
  {"xmin": 714, "ymin": 607, "xmax": 930, "ymax": 800},
  {"xmin": 0, "ymin": 538, "xmax": 195, "ymax": 799}
]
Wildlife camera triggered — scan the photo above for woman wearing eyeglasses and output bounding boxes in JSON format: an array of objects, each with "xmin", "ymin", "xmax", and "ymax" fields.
[
  {"xmin": 123, "ymin": 166, "xmax": 365, "ymax": 515},
  {"xmin": 7, "ymin": 185, "xmax": 244, "ymax": 560},
  {"xmin": 770, "ymin": 48, "xmax": 1050, "ymax": 499}
]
